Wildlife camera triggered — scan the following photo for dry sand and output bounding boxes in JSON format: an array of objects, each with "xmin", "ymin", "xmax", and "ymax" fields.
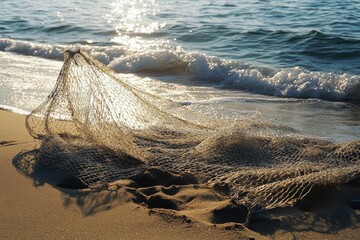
[{"xmin": 1, "ymin": 109, "xmax": 360, "ymax": 240}]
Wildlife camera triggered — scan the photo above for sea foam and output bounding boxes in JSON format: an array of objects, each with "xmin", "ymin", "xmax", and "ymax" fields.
[{"xmin": 1, "ymin": 38, "xmax": 359, "ymax": 101}]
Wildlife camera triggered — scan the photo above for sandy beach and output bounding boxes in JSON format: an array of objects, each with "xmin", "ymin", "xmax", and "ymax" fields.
[
  {"xmin": 1, "ymin": 108, "xmax": 360, "ymax": 240},
  {"xmin": 0, "ymin": 110, "xmax": 250, "ymax": 240},
  {"xmin": 1, "ymin": 0, "xmax": 360, "ymax": 239}
]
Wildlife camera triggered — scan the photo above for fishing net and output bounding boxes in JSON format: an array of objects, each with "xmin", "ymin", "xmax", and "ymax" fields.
[{"xmin": 26, "ymin": 50, "xmax": 360, "ymax": 213}]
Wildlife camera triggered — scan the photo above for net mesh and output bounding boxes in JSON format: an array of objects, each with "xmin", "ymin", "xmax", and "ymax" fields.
[{"xmin": 26, "ymin": 50, "xmax": 360, "ymax": 212}]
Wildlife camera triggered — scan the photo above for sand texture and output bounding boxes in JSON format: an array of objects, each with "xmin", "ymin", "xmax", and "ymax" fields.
[{"xmin": 1, "ymin": 109, "xmax": 360, "ymax": 240}]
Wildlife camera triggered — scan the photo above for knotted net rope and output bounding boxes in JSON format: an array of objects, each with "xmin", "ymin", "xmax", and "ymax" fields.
[{"xmin": 26, "ymin": 50, "xmax": 360, "ymax": 212}]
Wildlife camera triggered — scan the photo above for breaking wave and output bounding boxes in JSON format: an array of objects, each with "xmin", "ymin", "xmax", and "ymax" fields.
[{"xmin": 1, "ymin": 38, "xmax": 359, "ymax": 101}]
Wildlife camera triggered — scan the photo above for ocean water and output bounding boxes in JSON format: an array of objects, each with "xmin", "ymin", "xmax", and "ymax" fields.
[{"xmin": 0, "ymin": 0, "xmax": 359, "ymax": 141}]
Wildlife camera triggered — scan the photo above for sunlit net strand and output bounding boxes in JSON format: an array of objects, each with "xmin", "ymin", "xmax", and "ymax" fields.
[{"xmin": 26, "ymin": 50, "xmax": 360, "ymax": 214}]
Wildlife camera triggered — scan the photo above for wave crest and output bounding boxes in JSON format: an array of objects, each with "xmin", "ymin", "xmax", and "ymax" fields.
[{"xmin": 1, "ymin": 38, "xmax": 359, "ymax": 101}]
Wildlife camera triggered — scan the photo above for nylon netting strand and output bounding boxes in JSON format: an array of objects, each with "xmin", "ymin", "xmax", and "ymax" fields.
[{"xmin": 26, "ymin": 50, "xmax": 360, "ymax": 212}]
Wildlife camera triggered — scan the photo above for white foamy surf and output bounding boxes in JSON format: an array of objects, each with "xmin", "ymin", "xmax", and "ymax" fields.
[{"xmin": 1, "ymin": 38, "xmax": 359, "ymax": 101}]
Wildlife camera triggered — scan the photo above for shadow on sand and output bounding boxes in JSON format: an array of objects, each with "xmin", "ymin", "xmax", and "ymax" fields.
[{"xmin": 13, "ymin": 149, "xmax": 360, "ymax": 237}]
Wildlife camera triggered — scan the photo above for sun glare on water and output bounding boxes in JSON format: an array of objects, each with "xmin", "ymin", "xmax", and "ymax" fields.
[{"xmin": 106, "ymin": 0, "xmax": 166, "ymax": 49}]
